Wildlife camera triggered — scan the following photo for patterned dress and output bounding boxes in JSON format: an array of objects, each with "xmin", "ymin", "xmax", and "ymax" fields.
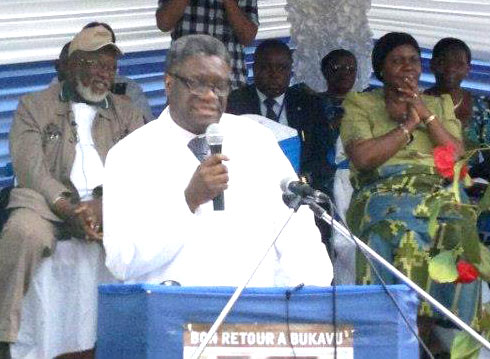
[
  {"xmin": 465, "ymin": 95, "xmax": 490, "ymax": 181},
  {"xmin": 340, "ymin": 89, "xmax": 481, "ymax": 325}
]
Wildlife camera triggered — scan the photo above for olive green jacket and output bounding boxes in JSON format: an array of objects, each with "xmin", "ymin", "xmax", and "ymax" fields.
[{"xmin": 7, "ymin": 82, "xmax": 145, "ymax": 221}]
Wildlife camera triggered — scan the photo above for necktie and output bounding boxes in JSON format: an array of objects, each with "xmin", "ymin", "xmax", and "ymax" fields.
[
  {"xmin": 264, "ymin": 97, "xmax": 277, "ymax": 121},
  {"xmin": 188, "ymin": 136, "xmax": 210, "ymax": 162}
]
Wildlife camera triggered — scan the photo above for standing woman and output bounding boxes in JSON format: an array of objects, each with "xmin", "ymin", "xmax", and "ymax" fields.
[
  {"xmin": 426, "ymin": 38, "xmax": 490, "ymax": 181},
  {"xmin": 340, "ymin": 32, "xmax": 480, "ymax": 355}
]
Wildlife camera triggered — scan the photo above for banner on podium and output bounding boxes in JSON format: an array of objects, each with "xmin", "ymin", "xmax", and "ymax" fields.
[
  {"xmin": 183, "ymin": 323, "xmax": 354, "ymax": 359},
  {"xmin": 96, "ymin": 285, "xmax": 419, "ymax": 359}
]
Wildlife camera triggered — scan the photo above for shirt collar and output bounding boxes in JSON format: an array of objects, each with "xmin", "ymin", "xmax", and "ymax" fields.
[
  {"xmin": 59, "ymin": 81, "xmax": 111, "ymax": 109},
  {"xmin": 256, "ymin": 87, "xmax": 285, "ymax": 106},
  {"xmin": 162, "ymin": 107, "xmax": 205, "ymax": 144}
]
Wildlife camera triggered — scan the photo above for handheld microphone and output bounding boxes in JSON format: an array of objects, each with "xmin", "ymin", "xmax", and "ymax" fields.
[
  {"xmin": 280, "ymin": 177, "xmax": 329, "ymax": 203},
  {"xmin": 206, "ymin": 123, "xmax": 224, "ymax": 211}
]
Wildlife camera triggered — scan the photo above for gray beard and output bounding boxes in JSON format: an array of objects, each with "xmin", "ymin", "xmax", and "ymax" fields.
[{"xmin": 75, "ymin": 76, "xmax": 108, "ymax": 103}]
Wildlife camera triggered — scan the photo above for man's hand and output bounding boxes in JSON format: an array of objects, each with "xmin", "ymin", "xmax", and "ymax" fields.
[
  {"xmin": 185, "ymin": 154, "xmax": 229, "ymax": 212},
  {"xmin": 74, "ymin": 199, "xmax": 103, "ymax": 241},
  {"xmin": 53, "ymin": 197, "xmax": 103, "ymax": 241}
]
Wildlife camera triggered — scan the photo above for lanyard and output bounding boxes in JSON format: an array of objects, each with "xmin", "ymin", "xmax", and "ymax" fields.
[{"xmin": 275, "ymin": 100, "xmax": 285, "ymax": 121}]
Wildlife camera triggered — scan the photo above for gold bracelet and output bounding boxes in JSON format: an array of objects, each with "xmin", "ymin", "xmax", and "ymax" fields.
[
  {"xmin": 424, "ymin": 114, "xmax": 436, "ymax": 125},
  {"xmin": 398, "ymin": 124, "xmax": 414, "ymax": 145}
]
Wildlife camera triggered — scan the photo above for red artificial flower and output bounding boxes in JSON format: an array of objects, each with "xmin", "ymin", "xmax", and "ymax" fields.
[
  {"xmin": 456, "ymin": 260, "xmax": 479, "ymax": 283},
  {"xmin": 433, "ymin": 144, "xmax": 468, "ymax": 180}
]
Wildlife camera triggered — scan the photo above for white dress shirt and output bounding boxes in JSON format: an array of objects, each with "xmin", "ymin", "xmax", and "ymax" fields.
[
  {"xmin": 256, "ymin": 89, "xmax": 288, "ymax": 126},
  {"xmin": 70, "ymin": 103, "xmax": 104, "ymax": 200},
  {"xmin": 103, "ymin": 108, "xmax": 332, "ymax": 287}
]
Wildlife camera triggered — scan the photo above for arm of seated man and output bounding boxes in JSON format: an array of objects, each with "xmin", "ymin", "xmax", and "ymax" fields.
[{"xmin": 53, "ymin": 195, "xmax": 103, "ymax": 241}]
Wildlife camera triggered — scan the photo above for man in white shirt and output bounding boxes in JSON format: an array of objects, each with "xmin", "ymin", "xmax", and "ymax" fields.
[{"xmin": 103, "ymin": 34, "xmax": 333, "ymax": 287}]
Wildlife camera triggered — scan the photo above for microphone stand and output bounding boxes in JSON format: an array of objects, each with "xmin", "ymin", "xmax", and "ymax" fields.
[
  {"xmin": 306, "ymin": 199, "xmax": 490, "ymax": 352},
  {"xmin": 190, "ymin": 192, "xmax": 490, "ymax": 358},
  {"xmin": 189, "ymin": 200, "xmax": 302, "ymax": 359}
]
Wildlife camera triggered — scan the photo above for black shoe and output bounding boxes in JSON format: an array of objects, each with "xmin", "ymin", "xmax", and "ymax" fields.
[{"xmin": 0, "ymin": 342, "xmax": 11, "ymax": 359}]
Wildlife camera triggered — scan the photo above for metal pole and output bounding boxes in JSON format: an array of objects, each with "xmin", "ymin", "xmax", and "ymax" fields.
[
  {"xmin": 314, "ymin": 205, "xmax": 490, "ymax": 351},
  {"xmin": 190, "ymin": 208, "xmax": 297, "ymax": 359}
]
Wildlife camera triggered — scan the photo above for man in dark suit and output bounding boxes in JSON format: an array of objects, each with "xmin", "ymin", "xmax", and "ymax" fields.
[{"xmin": 226, "ymin": 39, "xmax": 334, "ymax": 192}]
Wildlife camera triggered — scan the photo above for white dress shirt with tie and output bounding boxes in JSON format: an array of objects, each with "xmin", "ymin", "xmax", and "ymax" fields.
[
  {"xmin": 103, "ymin": 108, "xmax": 333, "ymax": 287},
  {"xmin": 256, "ymin": 88, "xmax": 287, "ymax": 126}
]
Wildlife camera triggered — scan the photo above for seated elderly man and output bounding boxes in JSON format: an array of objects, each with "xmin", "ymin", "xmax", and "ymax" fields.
[
  {"xmin": 55, "ymin": 22, "xmax": 155, "ymax": 123},
  {"xmin": 0, "ymin": 25, "xmax": 144, "ymax": 359},
  {"xmin": 103, "ymin": 34, "xmax": 333, "ymax": 288}
]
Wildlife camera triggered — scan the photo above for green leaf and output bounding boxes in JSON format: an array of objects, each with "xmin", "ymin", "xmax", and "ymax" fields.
[
  {"xmin": 479, "ymin": 185, "xmax": 490, "ymax": 213},
  {"xmin": 427, "ymin": 201, "xmax": 441, "ymax": 240},
  {"xmin": 460, "ymin": 207, "xmax": 482, "ymax": 264},
  {"xmin": 428, "ymin": 250, "xmax": 458, "ymax": 283},
  {"xmin": 480, "ymin": 302, "xmax": 490, "ymax": 331},
  {"xmin": 450, "ymin": 331, "xmax": 482, "ymax": 359},
  {"xmin": 474, "ymin": 243, "xmax": 490, "ymax": 282}
]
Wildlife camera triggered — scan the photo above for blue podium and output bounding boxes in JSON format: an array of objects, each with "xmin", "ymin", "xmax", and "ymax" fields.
[{"xmin": 96, "ymin": 284, "xmax": 419, "ymax": 358}]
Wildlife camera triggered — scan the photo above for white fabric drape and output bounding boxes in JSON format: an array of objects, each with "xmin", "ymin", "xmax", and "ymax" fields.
[{"xmin": 11, "ymin": 240, "xmax": 117, "ymax": 359}]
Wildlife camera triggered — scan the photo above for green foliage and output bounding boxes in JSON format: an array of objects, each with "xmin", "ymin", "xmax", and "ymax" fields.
[
  {"xmin": 427, "ymin": 201, "xmax": 441, "ymax": 240},
  {"xmin": 479, "ymin": 185, "xmax": 490, "ymax": 213},
  {"xmin": 450, "ymin": 303, "xmax": 490, "ymax": 359},
  {"xmin": 450, "ymin": 331, "xmax": 482, "ymax": 359},
  {"xmin": 474, "ymin": 244, "xmax": 490, "ymax": 282},
  {"xmin": 452, "ymin": 159, "xmax": 465, "ymax": 202},
  {"xmin": 481, "ymin": 302, "xmax": 490, "ymax": 331},
  {"xmin": 428, "ymin": 250, "xmax": 458, "ymax": 283},
  {"xmin": 460, "ymin": 206, "xmax": 482, "ymax": 264}
]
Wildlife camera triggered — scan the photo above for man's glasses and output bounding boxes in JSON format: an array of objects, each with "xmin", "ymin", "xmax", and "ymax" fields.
[
  {"xmin": 78, "ymin": 58, "xmax": 117, "ymax": 73},
  {"xmin": 168, "ymin": 72, "xmax": 230, "ymax": 97}
]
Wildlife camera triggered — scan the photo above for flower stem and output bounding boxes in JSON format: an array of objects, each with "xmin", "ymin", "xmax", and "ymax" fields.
[{"xmin": 451, "ymin": 282, "xmax": 462, "ymax": 314}]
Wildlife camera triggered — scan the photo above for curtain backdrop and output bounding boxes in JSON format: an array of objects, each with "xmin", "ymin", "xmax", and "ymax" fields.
[
  {"xmin": 287, "ymin": 0, "xmax": 373, "ymax": 92},
  {"xmin": 1, "ymin": 1, "xmax": 489, "ymax": 66}
]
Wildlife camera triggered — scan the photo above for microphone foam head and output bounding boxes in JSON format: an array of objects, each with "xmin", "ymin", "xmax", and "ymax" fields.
[
  {"xmin": 205, "ymin": 123, "xmax": 223, "ymax": 146},
  {"xmin": 280, "ymin": 177, "xmax": 295, "ymax": 194}
]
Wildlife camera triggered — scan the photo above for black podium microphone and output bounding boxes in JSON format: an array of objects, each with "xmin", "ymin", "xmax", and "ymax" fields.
[
  {"xmin": 280, "ymin": 177, "xmax": 329, "ymax": 203},
  {"xmin": 206, "ymin": 123, "xmax": 224, "ymax": 211}
]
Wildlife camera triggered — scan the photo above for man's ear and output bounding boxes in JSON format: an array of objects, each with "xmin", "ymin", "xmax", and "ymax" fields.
[{"xmin": 165, "ymin": 74, "xmax": 173, "ymax": 94}]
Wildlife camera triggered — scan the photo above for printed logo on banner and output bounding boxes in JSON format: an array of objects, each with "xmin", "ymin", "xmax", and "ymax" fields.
[{"xmin": 183, "ymin": 323, "xmax": 354, "ymax": 359}]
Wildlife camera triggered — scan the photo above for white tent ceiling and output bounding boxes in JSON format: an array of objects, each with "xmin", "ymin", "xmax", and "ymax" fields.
[{"xmin": 0, "ymin": 0, "xmax": 489, "ymax": 65}]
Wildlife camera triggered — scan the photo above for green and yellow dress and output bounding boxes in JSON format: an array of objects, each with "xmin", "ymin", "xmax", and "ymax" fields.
[{"xmin": 340, "ymin": 88, "xmax": 480, "ymax": 325}]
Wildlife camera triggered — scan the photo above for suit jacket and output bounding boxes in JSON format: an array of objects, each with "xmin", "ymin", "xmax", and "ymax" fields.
[{"xmin": 226, "ymin": 83, "xmax": 335, "ymax": 190}]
